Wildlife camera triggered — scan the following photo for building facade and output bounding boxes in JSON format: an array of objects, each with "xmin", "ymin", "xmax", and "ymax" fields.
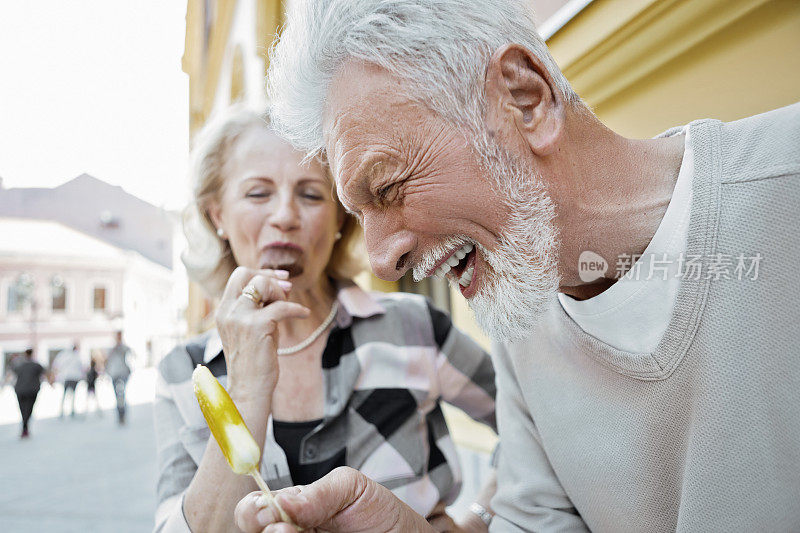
[{"xmin": 0, "ymin": 176, "xmax": 187, "ymax": 374}]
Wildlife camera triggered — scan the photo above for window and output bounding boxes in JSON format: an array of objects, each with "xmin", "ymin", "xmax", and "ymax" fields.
[
  {"xmin": 51, "ymin": 275, "xmax": 67, "ymax": 312},
  {"xmin": 4, "ymin": 350, "xmax": 26, "ymax": 374},
  {"xmin": 7, "ymin": 274, "xmax": 34, "ymax": 313},
  {"xmin": 7, "ymin": 285, "xmax": 24, "ymax": 313},
  {"xmin": 93, "ymin": 286, "xmax": 107, "ymax": 311}
]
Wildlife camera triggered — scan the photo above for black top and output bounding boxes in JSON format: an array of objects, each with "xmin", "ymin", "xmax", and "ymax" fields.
[
  {"xmin": 272, "ymin": 418, "xmax": 345, "ymax": 485},
  {"xmin": 13, "ymin": 360, "xmax": 45, "ymax": 395}
]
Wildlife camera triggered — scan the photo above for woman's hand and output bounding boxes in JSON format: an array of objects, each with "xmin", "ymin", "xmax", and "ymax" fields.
[{"xmin": 215, "ymin": 267, "xmax": 310, "ymax": 404}]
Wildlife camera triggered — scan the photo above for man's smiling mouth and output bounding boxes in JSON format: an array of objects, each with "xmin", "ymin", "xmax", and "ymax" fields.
[{"xmin": 428, "ymin": 243, "xmax": 477, "ymax": 290}]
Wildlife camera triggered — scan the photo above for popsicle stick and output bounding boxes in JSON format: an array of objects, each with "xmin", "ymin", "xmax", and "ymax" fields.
[
  {"xmin": 249, "ymin": 468, "xmax": 302, "ymax": 531},
  {"xmin": 249, "ymin": 468, "xmax": 272, "ymax": 493}
]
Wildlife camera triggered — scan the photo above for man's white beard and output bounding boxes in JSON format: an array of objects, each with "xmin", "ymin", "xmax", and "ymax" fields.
[{"xmin": 468, "ymin": 133, "xmax": 561, "ymax": 341}]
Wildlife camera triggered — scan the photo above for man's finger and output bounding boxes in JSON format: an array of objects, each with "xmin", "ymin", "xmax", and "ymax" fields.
[
  {"xmin": 262, "ymin": 524, "xmax": 300, "ymax": 533},
  {"xmin": 235, "ymin": 492, "xmax": 268, "ymax": 533},
  {"xmin": 271, "ymin": 467, "xmax": 368, "ymax": 528}
]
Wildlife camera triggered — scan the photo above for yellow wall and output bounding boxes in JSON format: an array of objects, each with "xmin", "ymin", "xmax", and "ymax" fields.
[{"xmin": 548, "ymin": 0, "xmax": 800, "ymax": 137}]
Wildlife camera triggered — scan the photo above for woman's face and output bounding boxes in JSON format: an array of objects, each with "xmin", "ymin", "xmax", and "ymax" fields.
[{"xmin": 211, "ymin": 126, "xmax": 342, "ymax": 290}]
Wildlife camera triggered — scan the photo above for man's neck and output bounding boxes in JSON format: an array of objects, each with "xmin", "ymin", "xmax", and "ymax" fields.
[{"xmin": 549, "ymin": 109, "xmax": 686, "ymax": 300}]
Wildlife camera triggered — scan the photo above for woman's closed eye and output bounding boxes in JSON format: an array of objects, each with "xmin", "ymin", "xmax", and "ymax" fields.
[
  {"xmin": 245, "ymin": 189, "xmax": 271, "ymax": 199},
  {"xmin": 296, "ymin": 183, "xmax": 326, "ymax": 201},
  {"xmin": 300, "ymin": 190, "xmax": 324, "ymax": 201}
]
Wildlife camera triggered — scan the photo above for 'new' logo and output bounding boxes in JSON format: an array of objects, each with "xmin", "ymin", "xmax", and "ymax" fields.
[{"xmin": 578, "ymin": 251, "xmax": 608, "ymax": 282}]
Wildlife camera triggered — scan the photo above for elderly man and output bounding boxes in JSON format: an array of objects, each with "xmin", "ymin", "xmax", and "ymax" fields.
[{"xmin": 235, "ymin": 1, "xmax": 800, "ymax": 531}]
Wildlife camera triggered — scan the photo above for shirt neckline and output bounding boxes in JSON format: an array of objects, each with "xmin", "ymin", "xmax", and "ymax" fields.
[
  {"xmin": 552, "ymin": 118, "xmax": 722, "ymax": 380},
  {"xmin": 556, "ymin": 126, "xmax": 693, "ymax": 352}
]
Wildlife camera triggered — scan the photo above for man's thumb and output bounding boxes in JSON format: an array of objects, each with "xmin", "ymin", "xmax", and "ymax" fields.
[{"xmin": 275, "ymin": 467, "xmax": 368, "ymax": 528}]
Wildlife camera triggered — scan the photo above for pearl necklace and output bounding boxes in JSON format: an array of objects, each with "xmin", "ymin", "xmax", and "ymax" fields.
[{"xmin": 277, "ymin": 300, "xmax": 339, "ymax": 355}]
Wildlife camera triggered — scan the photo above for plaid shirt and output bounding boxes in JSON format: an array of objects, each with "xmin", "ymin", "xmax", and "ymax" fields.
[{"xmin": 153, "ymin": 282, "xmax": 496, "ymax": 532}]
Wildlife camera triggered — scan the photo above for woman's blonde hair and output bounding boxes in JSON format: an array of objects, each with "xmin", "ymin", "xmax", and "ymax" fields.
[{"xmin": 182, "ymin": 105, "xmax": 364, "ymax": 298}]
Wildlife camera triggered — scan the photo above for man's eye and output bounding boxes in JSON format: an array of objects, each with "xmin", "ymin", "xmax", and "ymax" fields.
[
  {"xmin": 376, "ymin": 182, "xmax": 397, "ymax": 202},
  {"xmin": 377, "ymin": 184, "xmax": 391, "ymax": 198}
]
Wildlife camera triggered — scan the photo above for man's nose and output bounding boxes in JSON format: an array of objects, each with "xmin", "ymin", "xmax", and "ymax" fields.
[{"xmin": 362, "ymin": 212, "xmax": 415, "ymax": 282}]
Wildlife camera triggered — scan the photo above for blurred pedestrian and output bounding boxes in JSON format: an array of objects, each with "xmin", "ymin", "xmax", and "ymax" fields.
[
  {"xmin": 52, "ymin": 341, "xmax": 83, "ymax": 418},
  {"xmin": 105, "ymin": 331, "xmax": 132, "ymax": 425},
  {"xmin": 12, "ymin": 348, "xmax": 45, "ymax": 438},
  {"xmin": 85, "ymin": 357, "xmax": 101, "ymax": 416}
]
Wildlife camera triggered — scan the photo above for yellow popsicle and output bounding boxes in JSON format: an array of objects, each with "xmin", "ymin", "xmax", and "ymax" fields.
[
  {"xmin": 192, "ymin": 365, "xmax": 300, "ymax": 529},
  {"xmin": 192, "ymin": 365, "xmax": 260, "ymax": 474}
]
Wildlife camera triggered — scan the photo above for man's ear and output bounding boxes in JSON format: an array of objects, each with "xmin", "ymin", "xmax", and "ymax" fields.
[{"xmin": 485, "ymin": 43, "xmax": 564, "ymax": 156}]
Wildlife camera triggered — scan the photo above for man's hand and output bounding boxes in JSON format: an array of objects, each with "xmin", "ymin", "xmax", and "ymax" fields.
[{"xmin": 234, "ymin": 467, "xmax": 435, "ymax": 532}]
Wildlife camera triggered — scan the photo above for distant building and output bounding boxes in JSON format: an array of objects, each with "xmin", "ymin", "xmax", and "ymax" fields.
[
  {"xmin": 0, "ymin": 176, "xmax": 187, "ymax": 375},
  {"xmin": 0, "ymin": 173, "xmax": 174, "ymax": 269}
]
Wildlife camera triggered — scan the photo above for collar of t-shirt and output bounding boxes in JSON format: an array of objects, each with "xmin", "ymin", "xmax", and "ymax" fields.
[{"xmin": 557, "ymin": 126, "xmax": 693, "ymax": 353}]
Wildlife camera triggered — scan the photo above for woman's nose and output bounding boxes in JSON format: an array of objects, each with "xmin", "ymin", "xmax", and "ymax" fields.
[{"xmin": 268, "ymin": 194, "xmax": 300, "ymax": 230}]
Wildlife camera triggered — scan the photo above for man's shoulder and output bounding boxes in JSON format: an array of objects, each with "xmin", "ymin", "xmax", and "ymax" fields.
[{"xmin": 718, "ymin": 102, "xmax": 800, "ymax": 184}]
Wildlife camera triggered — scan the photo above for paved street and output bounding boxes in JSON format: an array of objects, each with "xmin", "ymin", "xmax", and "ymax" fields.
[{"xmin": 0, "ymin": 371, "xmax": 158, "ymax": 532}]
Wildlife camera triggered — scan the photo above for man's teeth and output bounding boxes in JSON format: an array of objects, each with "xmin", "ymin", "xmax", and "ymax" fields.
[
  {"xmin": 458, "ymin": 264, "xmax": 475, "ymax": 287},
  {"xmin": 432, "ymin": 243, "xmax": 474, "ymax": 280}
]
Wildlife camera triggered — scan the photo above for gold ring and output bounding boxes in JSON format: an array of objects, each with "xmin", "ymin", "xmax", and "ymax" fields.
[{"xmin": 241, "ymin": 285, "xmax": 262, "ymax": 305}]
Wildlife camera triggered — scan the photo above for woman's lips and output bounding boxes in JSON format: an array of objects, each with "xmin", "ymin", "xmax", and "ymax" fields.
[{"xmin": 264, "ymin": 241, "xmax": 303, "ymax": 252}]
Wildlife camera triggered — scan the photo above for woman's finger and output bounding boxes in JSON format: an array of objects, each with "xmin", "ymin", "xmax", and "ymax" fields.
[
  {"xmin": 223, "ymin": 267, "xmax": 290, "ymax": 303},
  {"xmin": 237, "ymin": 275, "xmax": 293, "ymax": 309},
  {"xmin": 221, "ymin": 266, "xmax": 256, "ymax": 302}
]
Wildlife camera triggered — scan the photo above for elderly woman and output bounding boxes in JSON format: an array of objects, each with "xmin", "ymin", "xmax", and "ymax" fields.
[{"xmin": 153, "ymin": 107, "xmax": 497, "ymax": 532}]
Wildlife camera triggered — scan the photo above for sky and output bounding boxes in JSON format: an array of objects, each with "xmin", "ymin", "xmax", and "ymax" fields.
[{"xmin": 0, "ymin": 1, "xmax": 190, "ymax": 210}]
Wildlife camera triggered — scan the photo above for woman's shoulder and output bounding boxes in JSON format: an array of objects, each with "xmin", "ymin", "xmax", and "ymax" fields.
[
  {"xmin": 369, "ymin": 290, "xmax": 429, "ymax": 310},
  {"xmin": 156, "ymin": 331, "xmax": 215, "ymax": 385},
  {"xmin": 368, "ymin": 291, "xmax": 450, "ymax": 323},
  {"xmin": 358, "ymin": 291, "xmax": 454, "ymax": 349}
]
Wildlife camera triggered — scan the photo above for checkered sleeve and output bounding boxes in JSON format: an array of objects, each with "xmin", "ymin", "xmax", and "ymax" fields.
[
  {"xmin": 152, "ymin": 347, "xmax": 194, "ymax": 533},
  {"xmin": 427, "ymin": 300, "xmax": 497, "ymax": 430}
]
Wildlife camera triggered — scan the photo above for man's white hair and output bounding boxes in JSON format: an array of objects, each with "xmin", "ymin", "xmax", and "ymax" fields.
[{"xmin": 268, "ymin": 0, "xmax": 579, "ymax": 156}]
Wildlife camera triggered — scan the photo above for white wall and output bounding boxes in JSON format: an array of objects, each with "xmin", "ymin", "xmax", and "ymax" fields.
[{"xmin": 0, "ymin": 250, "xmax": 186, "ymax": 375}]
